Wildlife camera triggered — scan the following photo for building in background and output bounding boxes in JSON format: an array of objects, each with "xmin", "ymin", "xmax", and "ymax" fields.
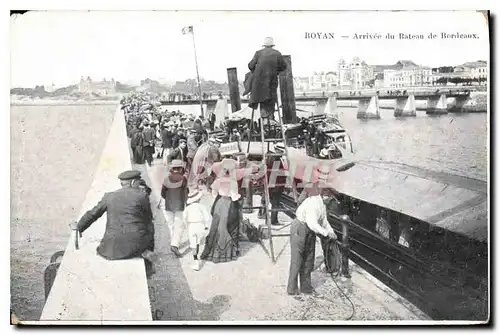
[
  {"xmin": 374, "ymin": 73, "xmax": 385, "ymax": 89},
  {"xmin": 44, "ymin": 83, "xmax": 56, "ymax": 93},
  {"xmin": 454, "ymin": 61, "xmax": 488, "ymax": 82},
  {"xmin": 380, "ymin": 60, "xmax": 432, "ymax": 88},
  {"xmin": 293, "ymin": 76, "xmax": 310, "ymax": 92},
  {"xmin": 337, "ymin": 57, "xmax": 374, "ymax": 90},
  {"xmin": 79, "ymin": 77, "xmax": 116, "ymax": 95},
  {"xmin": 307, "ymin": 71, "xmax": 338, "ymax": 91},
  {"xmin": 430, "ymin": 60, "xmax": 487, "ymax": 86},
  {"xmin": 137, "ymin": 78, "xmax": 162, "ymax": 94}
]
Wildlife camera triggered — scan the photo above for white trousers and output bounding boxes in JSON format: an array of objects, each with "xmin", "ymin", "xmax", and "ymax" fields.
[
  {"xmin": 188, "ymin": 222, "xmax": 207, "ymax": 249},
  {"xmin": 163, "ymin": 210, "xmax": 185, "ymax": 248}
]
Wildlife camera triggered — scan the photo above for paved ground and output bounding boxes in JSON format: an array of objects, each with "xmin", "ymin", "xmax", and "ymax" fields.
[{"xmin": 138, "ymin": 158, "xmax": 429, "ymax": 321}]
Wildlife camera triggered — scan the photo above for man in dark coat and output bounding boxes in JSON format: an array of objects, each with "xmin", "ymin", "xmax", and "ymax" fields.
[
  {"xmin": 248, "ymin": 37, "xmax": 288, "ymax": 119},
  {"xmin": 142, "ymin": 122, "xmax": 156, "ymax": 166},
  {"xmin": 167, "ymin": 139, "xmax": 188, "ymax": 164},
  {"xmin": 160, "ymin": 123, "xmax": 173, "ymax": 159},
  {"xmin": 171, "ymin": 128, "xmax": 186, "ymax": 150},
  {"xmin": 209, "ymin": 113, "xmax": 216, "ymax": 131},
  {"xmin": 129, "ymin": 125, "xmax": 139, "ymax": 160},
  {"xmin": 71, "ymin": 170, "xmax": 155, "ymax": 261}
]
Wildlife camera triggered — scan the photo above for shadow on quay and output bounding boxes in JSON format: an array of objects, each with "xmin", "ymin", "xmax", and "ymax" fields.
[{"xmin": 136, "ymin": 163, "xmax": 232, "ymax": 321}]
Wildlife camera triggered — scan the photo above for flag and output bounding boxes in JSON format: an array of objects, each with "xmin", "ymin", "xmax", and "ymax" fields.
[{"xmin": 182, "ymin": 26, "xmax": 193, "ymax": 35}]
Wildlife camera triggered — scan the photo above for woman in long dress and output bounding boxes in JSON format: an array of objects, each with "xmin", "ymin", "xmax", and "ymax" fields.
[{"xmin": 200, "ymin": 158, "xmax": 245, "ymax": 263}]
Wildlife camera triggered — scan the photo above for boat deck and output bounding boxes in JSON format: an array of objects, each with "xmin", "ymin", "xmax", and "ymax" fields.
[{"xmin": 141, "ymin": 161, "xmax": 429, "ymax": 321}]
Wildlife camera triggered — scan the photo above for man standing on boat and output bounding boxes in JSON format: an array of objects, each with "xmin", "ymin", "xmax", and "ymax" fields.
[{"xmin": 248, "ymin": 37, "xmax": 288, "ymax": 120}]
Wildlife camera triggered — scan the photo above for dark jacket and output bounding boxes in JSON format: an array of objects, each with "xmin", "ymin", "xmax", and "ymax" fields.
[
  {"xmin": 192, "ymin": 120, "xmax": 205, "ymax": 135},
  {"xmin": 248, "ymin": 47, "xmax": 287, "ymax": 107},
  {"xmin": 161, "ymin": 129, "xmax": 174, "ymax": 149},
  {"xmin": 161, "ymin": 173, "xmax": 188, "ymax": 212},
  {"xmin": 171, "ymin": 133, "xmax": 186, "ymax": 149},
  {"xmin": 129, "ymin": 128, "xmax": 139, "ymax": 147},
  {"xmin": 76, "ymin": 186, "xmax": 154, "ymax": 260},
  {"xmin": 243, "ymin": 71, "xmax": 253, "ymax": 96},
  {"xmin": 131, "ymin": 131, "xmax": 144, "ymax": 148},
  {"xmin": 209, "ymin": 113, "xmax": 216, "ymax": 130},
  {"xmin": 142, "ymin": 127, "xmax": 155, "ymax": 147}
]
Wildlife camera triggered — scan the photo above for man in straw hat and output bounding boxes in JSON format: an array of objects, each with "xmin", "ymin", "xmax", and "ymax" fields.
[
  {"xmin": 70, "ymin": 170, "xmax": 156, "ymax": 263},
  {"xmin": 161, "ymin": 159, "xmax": 188, "ymax": 257},
  {"xmin": 183, "ymin": 188, "xmax": 212, "ymax": 271},
  {"xmin": 248, "ymin": 37, "xmax": 288, "ymax": 119}
]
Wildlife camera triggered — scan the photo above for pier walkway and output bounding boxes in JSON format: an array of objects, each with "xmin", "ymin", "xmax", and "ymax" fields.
[
  {"xmin": 37, "ymin": 108, "xmax": 429, "ymax": 323},
  {"xmin": 139, "ymin": 160, "xmax": 429, "ymax": 322}
]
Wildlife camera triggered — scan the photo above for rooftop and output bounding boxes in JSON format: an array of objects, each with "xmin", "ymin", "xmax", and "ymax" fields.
[{"xmin": 459, "ymin": 60, "xmax": 488, "ymax": 68}]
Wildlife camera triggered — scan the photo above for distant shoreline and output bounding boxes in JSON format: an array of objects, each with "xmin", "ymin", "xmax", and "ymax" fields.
[{"xmin": 10, "ymin": 99, "xmax": 120, "ymax": 106}]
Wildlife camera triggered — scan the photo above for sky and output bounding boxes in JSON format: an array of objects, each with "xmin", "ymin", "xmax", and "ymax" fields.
[{"xmin": 10, "ymin": 10, "xmax": 489, "ymax": 88}]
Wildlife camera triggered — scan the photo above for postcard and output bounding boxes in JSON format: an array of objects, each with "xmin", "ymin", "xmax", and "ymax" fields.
[{"xmin": 10, "ymin": 10, "xmax": 489, "ymax": 325}]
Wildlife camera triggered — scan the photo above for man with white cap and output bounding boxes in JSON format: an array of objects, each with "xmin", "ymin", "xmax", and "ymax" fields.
[
  {"xmin": 183, "ymin": 188, "xmax": 212, "ymax": 271},
  {"xmin": 248, "ymin": 37, "xmax": 288, "ymax": 119}
]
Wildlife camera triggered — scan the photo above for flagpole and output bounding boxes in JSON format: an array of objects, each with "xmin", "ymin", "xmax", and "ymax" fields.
[{"xmin": 190, "ymin": 27, "xmax": 204, "ymax": 118}]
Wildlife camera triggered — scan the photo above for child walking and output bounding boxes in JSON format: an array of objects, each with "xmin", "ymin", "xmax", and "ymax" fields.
[{"xmin": 183, "ymin": 188, "xmax": 212, "ymax": 271}]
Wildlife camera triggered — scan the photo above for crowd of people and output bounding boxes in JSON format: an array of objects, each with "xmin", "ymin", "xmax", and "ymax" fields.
[
  {"xmin": 72, "ymin": 37, "xmax": 341, "ymax": 297},
  {"xmin": 120, "ymin": 90, "xmax": 252, "ymax": 271}
]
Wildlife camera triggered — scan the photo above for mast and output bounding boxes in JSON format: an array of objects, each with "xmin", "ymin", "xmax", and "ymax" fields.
[{"xmin": 191, "ymin": 28, "xmax": 204, "ymax": 118}]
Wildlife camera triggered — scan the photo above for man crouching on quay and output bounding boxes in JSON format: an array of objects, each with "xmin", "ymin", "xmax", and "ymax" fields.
[
  {"xmin": 287, "ymin": 182, "xmax": 337, "ymax": 296},
  {"xmin": 70, "ymin": 170, "xmax": 156, "ymax": 263}
]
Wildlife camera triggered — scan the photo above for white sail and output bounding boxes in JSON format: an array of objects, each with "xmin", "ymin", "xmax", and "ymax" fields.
[
  {"xmin": 213, "ymin": 99, "xmax": 229, "ymax": 128},
  {"xmin": 436, "ymin": 93, "xmax": 447, "ymax": 109},
  {"xmin": 324, "ymin": 96, "xmax": 338, "ymax": 118},
  {"xmin": 365, "ymin": 96, "xmax": 380, "ymax": 117},
  {"xmin": 402, "ymin": 94, "xmax": 417, "ymax": 115}
]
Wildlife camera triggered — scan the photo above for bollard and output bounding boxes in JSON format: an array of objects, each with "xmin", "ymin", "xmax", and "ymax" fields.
[
  {"xmin": 340, "ymin": 215, "xmax": 351, "ymax": 278},
  {"xmin": 44, "ymin": 250, "xmax": 65, "ymax": 300}
]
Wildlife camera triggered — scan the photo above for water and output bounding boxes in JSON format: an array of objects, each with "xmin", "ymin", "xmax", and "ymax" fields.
[
  {"xmin": 339, "ymin": 108, "xmax": 488, "ymax": 182},
  {"xmin": 10, "ymin": 102, "xmax": 487, "ymax": 321},
  {"xmin": 10, "ymin": 104, "xmax": 116, "ymax": 321}
]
